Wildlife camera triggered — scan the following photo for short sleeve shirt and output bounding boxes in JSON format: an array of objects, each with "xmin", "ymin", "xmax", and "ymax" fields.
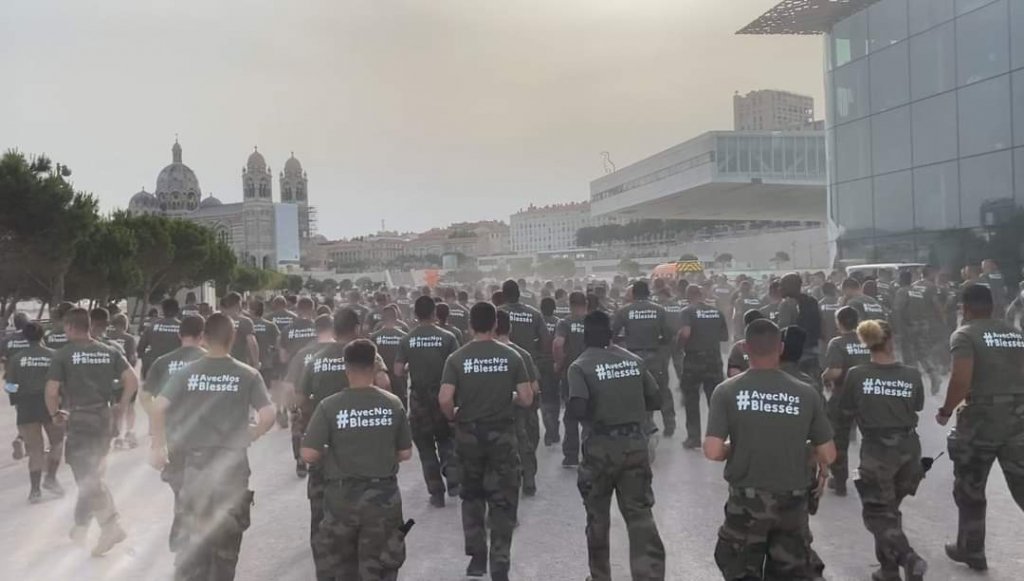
[
  {"xmin": 252, "ymin": 318, "xmax": 281, "ymax": 370},
  {"xmin": 144, "ymin": 345, "xmax": 206, "ymax": 395},
  {"xmin": 160, "ymin": 356, "xmax": 271, "ymax": 450},
  {"xmin": 446, "ymin": 303, "xmax": 470, "ymax": 333},
  {"xmin": 819, "ymin": 297, "xmax": 840, "ymax": 341},
  {"xmin": 47, "ymin": 340, "xmax": 130, "ymax": 408},
  {"xmin": 286, "ymin": 341, "xmax": 332, "ymax": 387},
  {"xmin": 845, "ymin": 295, "xmax": 888, "ymax": 322},
  {"xmin": 371, "ymin": 327, "xmax": 407, "ymax": 372},
  {"xmin": 727, "ymin": 341, "xmax": 749, "ymax": 373},
  {"xmin": 270, "ymin": 310, "xmax": 297, "ymax": 339},
  {"xmin": 950, "ymin": 319, "xmax": 1024, "ymax": 396},
  {"xmin": 140, "ymin": 317, "xmax": 182, "ymax": 363},
  {"xmin": 1, "ymin": 331, "xmax": 30, "ymax": 364},
  {"xmin": 840, "ymin": 362, "xmax": 924, "ymax": 430},
  {"xmin": 706, "ymin": 368, "xmax": 832, "ymax": 492},
  {"xmin": 44, "ymin": 330, "xmax": 69, "ymax": 351},
  {"xmin": 395, "ymin": 325, "xmax": 459, "ymax": 394},
  {"xmin": 502, "ymin": 301, "xmax": 550, "ymax": 360},
  {"xmin": 107, "ymin": 331, "xmax": 139, "ymax": 367},
  {"xmin": 823, "ymin": 332, "xmax": 871, "ymax": 386},
  {"xmin": 680, "ymin": 304, "xmax": 729, "ymax": 352},
  {"xmin": 555, "ymin": 315, "xmax": 586, "ymax": 368},
  {"xmin": 5, "ymin": 344, "xmax": 54, "ymax": 398},
  {"xmin": 229, "ymin": 314, "xmax": 256, "ymax": 365},
  {"xmin": 441, "ymin": 340, "xmax": 528, "ymax": 424},
  {"xmin": 282, "ymin": 317, "xmax": 317, "ymax": 360},
  {"xmin": 302, "ymin": 387, "xmax": 412, "ymax": 480},
  {"xmin": 611, "ymin": 300, "xmax": 672, "ymax": 352},
  {"xmin": 568, "ymin": 346, "xmax": 659, "ymax": 427}
]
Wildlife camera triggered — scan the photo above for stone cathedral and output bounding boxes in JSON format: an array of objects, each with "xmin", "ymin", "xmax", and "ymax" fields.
[{"xmin": 129, "ymin": 139, "xmax": 311, "ymax": 269}]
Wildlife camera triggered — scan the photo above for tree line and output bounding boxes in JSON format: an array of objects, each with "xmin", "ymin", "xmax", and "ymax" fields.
[{"xmin": 0, "ymin": 150, "xmax": 281, "ymax": 323}]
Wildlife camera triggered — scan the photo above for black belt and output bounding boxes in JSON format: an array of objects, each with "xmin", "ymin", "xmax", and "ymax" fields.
[
  {"xmin": 337, "ymin": 475, "xmax": 397, "ymax": 484},
  {"xmin": 966, "ymin": 394, "xmax": 1024, "ymax": 405},
  {"xmin": 68, "ymin": 402, "xmax": 111, "ymax": 412},
  {"xmin": 729, "ymin": 486, "xmax": 807, "ymax": 498},
  {"xmin": 457, "ymin": 418, "xmax": 514, "ymax": 429},
  {"xmin": 861, "ymin": 427, "xmax": 917, "ymax": 439},
  {"xmin": 590, "ymin": 422, "xmax": 643, "ymax": 437}
]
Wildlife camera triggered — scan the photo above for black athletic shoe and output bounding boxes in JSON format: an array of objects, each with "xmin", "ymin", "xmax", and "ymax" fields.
[
  {"xmin": 945, "ymin": 544, "xmax": 987, "ymax": 571},
  {"xmin": 522, "ymin": 484, "xmax": 536, "ymax": 497},
  {"xmin": 562, "ymin": 457, "xmax": 579, "ymax": 468},
  {"xmin": 662, "ymin": 425, "xmax": 675, "ymax": 438},
  {"xmin": 429, "ymin": 493, "xmax": 445, "ymax": 508},
  {"xmin": 830, "ymin": 479, "xmax": 847, "ymax": 497},
  {"xmin": 447, "ymin": 483, "xmax": 461, "ymax": 498},
  {"xmin": 466, "ymin": 554, "xmax": 487, "ymax": 577},
  {"xmin": 12, "ymin": 437, "xmax": 25, "ymax": 460},
  {"xmin": 681, "ymin": 437, "xmax": 701, "ymax": 450},
  {"xmin": 902, "ymin": 552, "xmax": 927, "ymax": 581},
  {"xmin": 296, "ymin": 461, "xmax": 308, "ymax": 479}
]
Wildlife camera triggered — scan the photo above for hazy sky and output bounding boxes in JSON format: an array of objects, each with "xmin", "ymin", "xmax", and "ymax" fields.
[{"xmin": 1, "ymin": 0, "xmax": 823, "ymax": 239}]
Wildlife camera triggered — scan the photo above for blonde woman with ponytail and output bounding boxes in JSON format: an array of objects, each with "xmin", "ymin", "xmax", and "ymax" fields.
[{"xmin": 837, "ymin": 319, "xmax": 927, "ymax": 581}]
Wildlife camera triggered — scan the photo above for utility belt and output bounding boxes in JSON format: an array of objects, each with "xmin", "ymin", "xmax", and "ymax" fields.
[
  {"xmin": 966, "ymin": 393, "xmax": 1024, "ymax": 405},
  {"xmin": 729, "ymin": 486, "xmax": 808, "ymax": 499},
  {"xmin": 456, "ymin": 417, "xmax": 515, "ymax": 431},
  {"xmin": 861, "ymin": 426, "xmax": 917, "ymax": 443},
  {"xmin": 589, "ymin": 422, "xmax": 643, "ymax": 437},
  {"xmin": 334, "ymin": 475, "xmax": 398, "ymax": 485}
]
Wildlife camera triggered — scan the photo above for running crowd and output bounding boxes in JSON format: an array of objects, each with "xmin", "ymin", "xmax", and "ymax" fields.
[{"xmin": 1, "ymin": 260, "xmax": 1023, "ymax": 581}]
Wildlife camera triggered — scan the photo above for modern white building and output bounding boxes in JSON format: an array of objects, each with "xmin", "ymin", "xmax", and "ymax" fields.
[
  {"xmin": 509, "ymin": 201, "xmax": 620, "ymax": 253},
  {"xmin": 734, "ymin": 89, "xmax": 816, "ymax": 131}
]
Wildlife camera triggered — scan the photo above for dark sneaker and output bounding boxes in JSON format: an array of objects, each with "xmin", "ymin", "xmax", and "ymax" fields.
[
  {"xmin": 429, "ymin": 493, "xmax": 445, "ymax": 508},
  {"xmin": 296, "ymin": 461, "xmax": 308, "ymax": 479},
  {"xmin": 663, "ymin": 425, "xmax": 675, "ymax": 438},
  {"xmin": 870, "ymin": 569, "xmax": 900, "ymax": 581},
  {"xmin": 832, "ymin": 479, "xmax": 847, "ymax": 497},
  {"xmin": 447, "ymin": 483, "xmax": 461, "ymax": 498},
  {"xmin": 522, "ymin": 484, "xmax": 537, "ymax": 497},
  {"xmin": 466, "ymin": 554, "xmax": 487, "ymax": 577},
  {"xmin": 945, "ymin": 544, "xmax": 987, "ymax": 571},
  {"xmin": 682, "ymin": 437, "xmax": 701, "ymax": 450},
  {"xmin": 28, "ymin": 489, "xmax": 42, "ymax": 504},
  {"xmin": 491, "ymin": 569, "xmax": 510, "ymax": 581},
  {"xmin": 276, "ymin": 409, "xmax": 289, "ymax": 429},
  {"xmin": 92, "ymin": 522, "xmax": 127, "ymax": 556},
  {"xmin": 12, "ymin": 437, "xmax": 25, "ymax": 460},
  {"xmin": 902, "ymin": 552, "xmax": 927, "ymax": 581},
  {"xmin": 562, "ymin": 457, "xmax": 579, "ymax": 468},
  {"xmin": 42, "ymin": 477, "xmax": 65, "ymax": 497}
]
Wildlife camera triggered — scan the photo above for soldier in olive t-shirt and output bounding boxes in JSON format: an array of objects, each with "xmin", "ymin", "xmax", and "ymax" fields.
[
  {"xmin": 839, "ymin": 363, "xmax": 924, "ymax": 431},
  {"xmin": 441, "ymin": 338, "xmax": 529, "ymax": 423},
  {"xmin": 138, "ymin": 317, "xmax": 181, "ymax": 378}
]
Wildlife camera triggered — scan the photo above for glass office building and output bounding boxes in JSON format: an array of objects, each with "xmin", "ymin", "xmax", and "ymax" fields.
[{"xmin": 744, "ymin": 0, "xmax": 1024, "ymax": 266}]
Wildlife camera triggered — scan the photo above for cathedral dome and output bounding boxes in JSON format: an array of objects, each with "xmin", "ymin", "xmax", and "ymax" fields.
[
  {"xmin": 198, "ymin": 195, "xmax": 222, "ymax": 209},
  {"xmin": 130, "ymin": 189, "xmax": 157, "ymax": 206},
  {"xmin": 247, "ymin": 148, "xmax": 267, "ymax": 174},
  {"xmin": 155, "ymin": 139, "xmax": 201, "ymax": 214},
  {"xmin": 283, "ymin": 153, "xmax": 303, "ymax": 175}
]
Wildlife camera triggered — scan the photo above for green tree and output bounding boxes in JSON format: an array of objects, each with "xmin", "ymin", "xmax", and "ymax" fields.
[
  {"xmin": 0, "ymin": 151, "xmax": 99, "ymax": 303},
  {"xmin": 679, "ymin": 253, "xmax": 699, "ymax": 262},
  {"xmin": 338, "ymin": 278, "xmax": 354, "ymax": 292},
  {"xmin": 286, "ymin": 274, "xmax": 304, "ymax": 294},
  {"xmin": 66, "ymin": 219, "xmax": 140, "ymax": 302}
]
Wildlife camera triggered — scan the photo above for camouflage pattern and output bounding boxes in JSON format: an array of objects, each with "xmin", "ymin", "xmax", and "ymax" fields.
[
  {"xmin": 637, "ymin": 349, "xmax": 675, "ymax": 435},
  {"xmin": 409, "ymin": 392, "xmax": 459, "ymax": 496},
  {"xmin": 560, "ymin": 375, "xmax": 585, "ymax": 462},
  {"xmin": 679, "ymin": 350, "xmax": 723, "ymax": 441},
  {"xmin": 290, "ymin": 407, "xmax": 307, "ymax": 460},
  {"xmin": 854, "ymin": 432, "xmax": 924, "ymax": 576},
  {"xmin": 538, "ymin": 357, "xmax": 561, "ymax": 445},
  {"xmin": 826, "ymin": 392, "xmax": 854, "ymax": 485},
  {"xmin": 516, "ymin": 404, "xmax": 540, "ymax": 490},
  {"xmin": 455, "ymin": 422, "xmax": 520, "ymax": 576},
  {"xmin": 315, "ymin": 477, "xmax": 405, "ymax": 581},
  {"xmin": 307, "ymin": 467, "xmax": 330, "ymax": 577},
  {"xmin": 64, "ymin": 408, "xmax": 118, "ymax": 528},
  {"xmin": 714, "ymin": 488, "xmax": 822, "ymax": 580},
  {"xmin": 902, "ymin": 322, "xmax": 943, "ymax": 392},
  {"xmin": 160, "ymin": 449, "xmax": 186, "ymax": 552},
  {"xmin": 947, "ymin": 397, "xmax": 1024, "ymax": 558},
  {"xmin": 175, "ymin": 449, "xmax": 252, "ymax": 581},
  {"xmin": 577, "ymin": 426, "xmax": 665, "ymax": 581}
]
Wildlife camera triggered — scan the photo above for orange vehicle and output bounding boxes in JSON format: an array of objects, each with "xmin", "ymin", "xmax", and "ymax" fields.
[{"xmin": 651, "ymin": 260, "xmax": 704, "ymax": 280}]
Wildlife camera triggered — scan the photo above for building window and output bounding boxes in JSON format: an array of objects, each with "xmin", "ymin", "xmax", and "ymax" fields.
[{"xmin": 956, "ymin": 0, "xmax": 1009, "ymax": 86}]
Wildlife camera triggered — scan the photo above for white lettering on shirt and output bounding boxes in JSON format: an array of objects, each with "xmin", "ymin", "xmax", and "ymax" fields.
[
  {"xmin": 71, "ymin": 351, "xmax": 112, "ymax": 365},
  {"xmin": 982, "ymin": 331, "xmax": 1024, "ymax": 349},
  {"xmin": 336, "ymin": 407, "xmax": 394, "ymax": 429},
  {"xmin": 375, "ymin": 335, "xmax": 402, "ymax": 347},
  {"xmin": 845, "ymin": 343, "xmax": 870, "ymax": 356},
  {"xmin": 509, "ymin": 311, "xmax": 534, "ymax": 324},
  {"xmin": 185, "ymin": 373, "xmax": 241, "ymax": 392},
  {"xmin": 409, "ymin": 336, "xmax": 444, "ymax": 349},
  {"xmin": 18, "ymin": 355, "xmax": 51, "ymax": 368},
  {"xmin": 313, "ymin": 356, "xmax": 345, "ymax": 374},
  {"xmin": 151, "ymin": 323, "xmax": 180, "ymax": 334},
  {"xmin": 736, "ymin": 390, "xmax": 801, "ymax": 416},
  {"xmin": 861, "ymin": 377, "xmax": 914, "ymax": 398},
  {"xmin": 628, "ymin": 310, "xmax": 658, "ymax": 320},
  {"xmin": 594, "ymin": 360, "xmax": 641, "ymax": 381},
  {"xmin": 462, "ymin": 357, "xmax": 510, "ymax": 374}
]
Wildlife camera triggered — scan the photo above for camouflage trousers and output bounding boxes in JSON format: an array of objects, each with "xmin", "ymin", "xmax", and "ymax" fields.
[
  {"xmin": 637, "ymin": 349, "xmax": 675, "ymax": 435},
  {"xmin": 455, "ymin": 421, "xmax": 520, "ymax": 576},
  {"xmin": 315, "ymin": 477, "xmax": 405, "ymax": 581},
  {"xmin": 409, "ymin": 391, "xmax": 459, "ymax": 496},
  {"xmin": 308, "ymin": 466, "xmax": 331, "ymax": 579},
  {"xmin": 161, "ymin": 448, "xmax": 186, "ymax": 552},
  {"xmin": 947, "ymin": 398, "xmax": 1024, "ymax": 558},
  {"xmin": 901, "ymin": 323, "xmax": 943, "ymax": 392},
  {"xmin": 680, "ymin": 350, "xmax": 723, "ymax": 441},
  {"xmin": 291, "ymin": 407, "xmax": 308, "ymax": 461},
  {"xmin": 516, "ymin": 404, "xmax": 540, "ymax": 490},
  {"xmin": 577, "ymin": 426, "xmax": 665, "ymax": 581},
  {"xmin": 538, "ymin": 358, "xmax": 561, "ymax": 444},
  {"xmin": 715, "ymin": 488, "xmax": 821, "ymax": 581},
  {"xmin": 854, "ymin": 432, "xmax": 924, "ymax": 574},
  {"xmin": 175, "ymin": 448, "xmax": 253, "ymax": 581},
  {"xmin": 560, "ymin": 374, "xmax": 589, "ymax": 462},
  {"xmin": 826, "ymin": 391, "xmax": 854, "ymax": 484},
  {"xmin": 65, "ymin": 412, "xmax": 118, "ymax": 529}
]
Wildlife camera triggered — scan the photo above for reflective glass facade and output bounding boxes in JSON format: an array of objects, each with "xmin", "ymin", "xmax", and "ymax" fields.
[{"xmin": 826, "ymin": 0, "xmax": 1024, "ymax": 262}]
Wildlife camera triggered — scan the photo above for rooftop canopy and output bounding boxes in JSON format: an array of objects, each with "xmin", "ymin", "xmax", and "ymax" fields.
[{"xmin": 738, "ymin": 0, "xmax": 883, "ymax": 35}]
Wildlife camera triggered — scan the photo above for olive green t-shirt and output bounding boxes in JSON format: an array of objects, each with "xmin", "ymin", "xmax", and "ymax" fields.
[
  {"xmin": 440, "ymin": 340, "xmax": 528, "ymax": 424},
  {"xmin": 302, "ymin": 386, "xmax": 412, "ymax": 480},
  {"xmin": 733, "ymin": 295, "xmax": 763, "ymax": 330},
  {"xmin": 950, "ymin": 319, "xmax": 1024, "ymax": 396},
  {"xmin": 229, "ymin": 314, "xmax": 256, "ymax": 366},
  {"xmin": 502, "ymin": 301, "xmax": 550, "ymax": 361},
  {"xmin": 252, "ymin": 318, "xmax": 280, "ymax": 370},
  {"xmin": 270, "ymin": 309, "xmax": 297, "ymax": 338},
  {"xmin": 905, "ymin": 280, "xmax": 939, "ymax": 323},
  {"xmin": 160, "ymin": 355, "xmax": 271, "ymax": 450},
  {"xmin": 555, "ymin": 315, "xmax": 587, "ymax": 369},
  {"xmin": 505, "ymin": 340, "xmax": 539, "ymax": 383},
  {"xmin": 823, "ymin": 332, "xmax": 871, "ymax": 386},
  {"xmin": 44, "ymin": 329, "xmax": 69, "ymax": 351},
  {"xmin": 706, "ymin": 368, "xmax": 833, "ymax": 493},
  {"xmin": 282, "ymin": 317, "xmax": 317, "ymax": 360},
  {"xmin": 819, "ymin": 297, "xmax": 840, "ymax": 342},
  {"xmin": 727, "ymin": 341, "xmax": 749, "ymax": 374},
  {"xmin": 568, "ymin": 346, "xmax": 659, "ymax": 427},
  {"xmin": 446, "ymin": 302, "xmax": 470, "ymax": 333},
  {"xmin": 144, "ymin": 345, "xmax": 206, "ymax": 395},
  {"xmin": 47, "ymin": 339, "xmax": 130, "ymax": 408},
  {"xmin": 286, "ymin": 340, "xmax": 332, "ymax": 387},
  {"xmin": 1, "ymin": 330, "xmax": 30, "ymax": 364},
  {"xmin": 839, "ymin": 362, "xmax": 924, "ymax": 430},
  {"xmin": 371, "ymin": 327, "xmax": 406, "ymax": 373},
  {"xmin": 395, "ymin": 324, "xmax": 459, "ymax": 395},
  {"xmin": 139, "ymin": 317, "xmax": 182, "ymax": 369},
  {"xmin": 611, "ymin": 300, "xmax": 673, "ymax": 352},
  {"xmin": 680, "ymin": 304, "xmax": 729, "ymax": 352},
  {"xmin": 5, "ymin": 344, "xmax": 53, "ymax": 398},
  {"xmin": 297, "ymin": 341, "xmax": 388, "ymax": 406},
  {"xmin": 776, "ymin": 297, "xmax": 800, "ymax": 329},
  {"xmin": 845, "ymin": 295, "xmax": 887, "ymax": 322},
  {"xmin": 107, "ymin": 330, "xmax": 139, "ymax": 367}
]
